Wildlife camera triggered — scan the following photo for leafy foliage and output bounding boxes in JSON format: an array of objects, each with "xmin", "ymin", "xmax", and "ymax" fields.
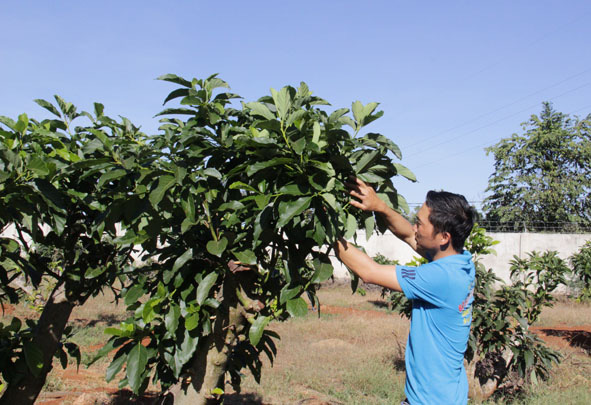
[
  {"xmin": 86, "ymin": 74, "xmax": 415, "ymax": 396},
  {"xmin": 570, "ymin": 240, "xmax": 591, "ymax": 301},
  {"xmin": 483, "ymin": 102, "xmax": 591, "ymax": 232},
  {"xmin": 467, "ymin": 231, "xmax": 567, "ymax": 392},
  {"xmin": 0, "ymin": 98, "xmax": 146, "ymax": 395}
]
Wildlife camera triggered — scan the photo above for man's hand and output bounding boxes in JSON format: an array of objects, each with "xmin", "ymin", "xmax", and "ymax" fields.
[
  {"xmin": 346, "ymin": 177, "xmax": 419, "ymax": 254},
  {"xmin": 346, "ymin": 177, "xmax": 387, "ymax": 213}
]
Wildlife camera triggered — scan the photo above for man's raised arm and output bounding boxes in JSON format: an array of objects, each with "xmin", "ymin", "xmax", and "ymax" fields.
[{"xmin": 347, "ymin": 178, "xmax": 418, "ymax": 252}]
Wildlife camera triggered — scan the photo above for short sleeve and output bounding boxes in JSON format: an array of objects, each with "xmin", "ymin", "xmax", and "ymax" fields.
[{"xmin": 396, "ymin": 262, "xmax": 449, "ymax": 307}]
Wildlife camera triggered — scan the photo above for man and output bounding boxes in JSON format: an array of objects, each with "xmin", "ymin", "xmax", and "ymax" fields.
[{"xmin": 334, "ymin": 178, "xmax": 477, "ymax": 405}]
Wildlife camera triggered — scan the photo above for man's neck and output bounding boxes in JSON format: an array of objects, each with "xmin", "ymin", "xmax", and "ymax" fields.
[{"xmin": 431, "ymin": 248, "xmax": 461, "ymax": 261}]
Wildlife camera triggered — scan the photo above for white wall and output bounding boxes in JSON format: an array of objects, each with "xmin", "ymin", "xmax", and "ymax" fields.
[{"xmin": 330, "ymin": 231, "xmax": 591, "ymax": 284}]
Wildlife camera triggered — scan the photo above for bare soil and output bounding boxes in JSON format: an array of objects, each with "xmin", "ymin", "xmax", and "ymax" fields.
[{"xmin": 28, "ymin": 298, "xmax": 591, "ymax": 404}]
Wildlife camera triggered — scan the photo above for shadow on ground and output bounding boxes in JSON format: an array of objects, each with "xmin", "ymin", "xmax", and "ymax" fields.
[
  {"xmin": 224, "ymin": 392, "xmax": 265, "ymax": 404},
  {"xmin": 540, "ymin": 328, "xmax": 591, "ymax": 354}
]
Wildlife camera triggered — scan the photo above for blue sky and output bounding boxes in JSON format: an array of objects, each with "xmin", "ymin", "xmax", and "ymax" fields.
[{"xmin": 2, "ymin": 1, "xmax": 590, "ymax": 209}]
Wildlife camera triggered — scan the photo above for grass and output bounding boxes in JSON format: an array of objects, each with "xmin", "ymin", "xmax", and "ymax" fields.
[
  {"xmin": 228, "ymin": 282, "xmax": 591, "ymax": 404},
  {"xmin": 534, "ymin": 297, "xmax": 591, "ymax": 327},
  {"xmin": 2, "ymin": 281, "xmax": 590, "ymax": 404}
]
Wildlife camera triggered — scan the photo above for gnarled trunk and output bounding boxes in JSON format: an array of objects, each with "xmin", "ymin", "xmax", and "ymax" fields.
[
  {"xmin": 467, "ymin": 349, "xmax": 514, "ymax": 401},
  {"xmin": 0, "ymin": 282, "xmax": 74, "ymax": 405},
  {"xmin": 163, "ymin": 273, "xmax": 250, "ymax": 405}
]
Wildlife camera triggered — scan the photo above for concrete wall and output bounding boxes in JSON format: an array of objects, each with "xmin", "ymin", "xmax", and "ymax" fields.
[{"xmin": 330, "ymin": 231, "xmax": 591, "ymax": 283}]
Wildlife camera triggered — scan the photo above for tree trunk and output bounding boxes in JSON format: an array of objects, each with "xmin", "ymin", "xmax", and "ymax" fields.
[
  {"xmin": 467, "ymin": 349, "xmax": 514, "ymax": 401},
  {"xmin": 163, "ymin": 274, "xmax": 249, "ymax": 405},
  {"xmin": 0, "ymin": 282, "xmax": 74, "ymax": 405}
]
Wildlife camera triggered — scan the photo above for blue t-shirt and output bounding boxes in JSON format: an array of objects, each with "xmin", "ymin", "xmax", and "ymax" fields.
[{"xmin": 396, "ymin": 250, "xmax": 475, "ymax": 405}]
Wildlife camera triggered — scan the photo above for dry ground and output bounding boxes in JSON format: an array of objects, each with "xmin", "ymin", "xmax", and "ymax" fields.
[{"xmin": 1, "ymin": 282, "xmax": 591, "ymax": 404}]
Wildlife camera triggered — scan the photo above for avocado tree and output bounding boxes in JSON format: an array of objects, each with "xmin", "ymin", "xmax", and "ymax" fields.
[
  {"xmin": 94, "ymin": 74, "xmax": 415, "ymax": 404},
  {"xmin": 0, "ymin": 100, "xmax": 149, "ymax": 404}
]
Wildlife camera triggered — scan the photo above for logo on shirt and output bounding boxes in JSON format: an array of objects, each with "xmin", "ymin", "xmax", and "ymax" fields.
[
  {"xmin": 458, "ymin": 280, "xmax": 475, "ymax": 324},
  {"xmin": 401, "ymin": 268, "xmax": 416, "ymax": 280}
]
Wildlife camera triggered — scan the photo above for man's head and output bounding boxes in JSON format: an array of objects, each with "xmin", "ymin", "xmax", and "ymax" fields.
[{"xmin": 419, "ymin": 190, "xmax": 477, "ymax": 253}]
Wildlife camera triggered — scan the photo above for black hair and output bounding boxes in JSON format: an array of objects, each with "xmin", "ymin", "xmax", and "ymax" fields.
[{"xmin": 425, "ymin": 190, "xmax": 478, "ymax": 252}]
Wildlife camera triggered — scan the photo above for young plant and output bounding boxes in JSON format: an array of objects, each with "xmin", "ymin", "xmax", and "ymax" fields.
[{"xmin": 570, "ymin": 240, "xmax": 591, "ymax": 301}]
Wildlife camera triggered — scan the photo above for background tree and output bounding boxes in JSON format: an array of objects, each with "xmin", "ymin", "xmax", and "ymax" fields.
[{"xmin": 483, "ymin": 102, "xmax": 591, "ymax": 232}]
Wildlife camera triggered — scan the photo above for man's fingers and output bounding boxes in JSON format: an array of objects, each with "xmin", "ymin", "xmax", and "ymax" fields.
[
  {"xmin": 349, "ymin": 189, "xmax": 362, "ymax": 199},
  {"xmin": 349, "ymin": 199, "xmax": 365, "ymax": 210}
]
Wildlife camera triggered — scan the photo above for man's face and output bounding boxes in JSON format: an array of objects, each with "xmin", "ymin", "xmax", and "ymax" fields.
[{"xmin": 413, "ymin": 203, "xmax": 441, "ymax": 253}]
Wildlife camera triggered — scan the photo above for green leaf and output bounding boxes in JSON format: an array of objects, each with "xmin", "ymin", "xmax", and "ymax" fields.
[
  {"xmin": 172, "ymin": 248, "xmax": 193, "ymax": 272},
  {"xmin": 126, "ymin": 343, "xmax": 148, "ymax": 394},
  {"xmin": 352, "ymin": 101, "xmax": 363, "ymax": 125},
  {"xmin": 124, "ymin": 285, "xmax": 145, "ymax": 306},
  {"xmin": 312, "ymin": 258, "xmax": 333, "ymax": 283},
  {"xmin": 271, "ymin": 87, "xmax": 291, "ymax": 120},
  {"xmin": 206, "ymin": 237, "xmax": 227, "ymax": 257},
  {"xmin": 157, "ymin": 73, "xmax": 193, "ymax": 88},
  {"xmin": 254, "ymin": 194, "xmax": 271, "ymax": 209},
  {"xmin": 354, "ymin": 150, "xmax": 379, "ymax": 174},
  {"xmin": 249, "ymin": 315, "xmax": 270, "ymax": 346},
  {"xmin": 364, "ymin": 215, "xmax": 375, "ymax": 241},
  {"xmin": 524, "ymin": 350, "xmax": 533, "ymax": 370},
  {"xmin": 34, "ymin": 99, "xmax": 62, "ymax": 117},
  {"xmin": 14, "ymin": 113, "xmax": 29, "ymax": 133},
  {"xmin": 245, "ymin": 102, "xmax": 275, "ymax": 120},
  {"xmin": 229, "ymin": 181, "xmax": 257, "ymax": 192},
  {"xmin": 162, "ymin": 88, "xmax": 190, "ymax": 105},
  {"xmin": 57, "ymin": 347, "xmax": 68, "ymax": 369},
  {"xmin": 344, "ymin": 213, "xmax": 357, "ymax": 239},
  {"xmin": 321, "ymin": 193, "xmax": 337, "ymax": 210},
  {"xmin": 185, "ymin": 313, "xmax": 200, "ymax": 331},
  {"xmin": 28, "ymin": 156, "xmax": 50, "ymax": 176},
  {"xmin": 175, "ymin": 328, "xmax": 198, "ymax": 368},
  {"xmin": 246, "ymin": 158, "xmax": 293, "ymax": 177},
  {"xmin": 98, "ymin": 169, "xmax": 127, "ymax": 188},
  {"xmin": 530, "ymin": 369, "xmax": 538, "ymax": 385},
  {"xmin": 312, "ymin": 121, "xmax": 321, "ymax": 144},
  {"xmin": 280, "ymin": 286, "xmax": 301, "ymax": 305},
  {"xmin": 34, "ymin": 178, "xmax": 66, "ymax": 211},
  {"xmin": 106, "ymin": 352, "xmax": 126, "ymax": 382},
  {"xmin": 276, "ymin": 196, "xmax": 313, "ymax": 228},
  {"xmin": 292, "ymin": 136, "xmax": 306, "ymax": 155},
  {"xmin": 181, "ymin": 194, "xmax": 196, "ymax": 223},
  {"xmin": 394, "ymin": 163, "xmax": 417, "ymax": 182},
  {"xmin": 149, "ymin": 175, "xmax": 175, "ymax": 207},
  {"xmin": 233, "ymin": 249, "xmax": 257, "ymax": 265},
  {"xmin": 165, "ymin": 305, "xmax": 181, "ymax": 334},
  {"xmin": 358, "ymin": 172, "xmax": 384, "ymax": 184},
  {"xmin": 203, "ymin": 168, "xmax": 222, "ymax": 179},
  {"xmin": 85, "ymin": 266, "xmax": 107, "ymax": 279},
  {"xmin": 286, "ymin": 297, "xmax": 308, "ymax": 317},
  {"xmin": 24, "ymin": 341, "xmax": 44, "ymax": 377},
  {"xmin": 88, "ymin": 338, "xmax": 122, "ymax": 366},
  {"xmin": 196, "ymin": 272, "xmax": 218, "ymax": 305}
]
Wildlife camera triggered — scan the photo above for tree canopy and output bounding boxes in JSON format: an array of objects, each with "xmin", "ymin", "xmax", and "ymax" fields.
[
  {"xmin": 483, "ymin": 102, "xmax": 591, "ymax": 232},
  {"xmin": 0, "ymin": 74, "xmax": 415, "ymax": 404}
]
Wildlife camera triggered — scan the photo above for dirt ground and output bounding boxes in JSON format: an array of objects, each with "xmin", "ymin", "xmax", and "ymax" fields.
[{"xmin": 23, "ymin": 303, "xmax": 591, "ymax": 404}]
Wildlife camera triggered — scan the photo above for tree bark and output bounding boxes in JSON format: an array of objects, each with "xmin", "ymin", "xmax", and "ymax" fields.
[
  {"xmin": 164, "ymin": 274, "xmax": 249, "ymax": 405},
  {"xmin": 467, "ymin": 349, "xmax": 514, "ymax": 401},
  {"xmin": 0, "ymin": 282, "xmax": 74, "ymax": 405}
]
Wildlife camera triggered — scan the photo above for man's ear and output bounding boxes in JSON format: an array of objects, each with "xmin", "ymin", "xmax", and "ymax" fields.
[{"xmin": 439, "ymin": 231, "xmax": 451, "ymax": 246}]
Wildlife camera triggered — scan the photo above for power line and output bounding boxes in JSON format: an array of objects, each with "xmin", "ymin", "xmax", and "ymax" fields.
[
  {"xmin": 404, "ymin": 67, "xmax": 591, "ymax": 152},
  {"xmin": 409, "ymin": 82, "xmax": 591, "ymax": 165}
]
